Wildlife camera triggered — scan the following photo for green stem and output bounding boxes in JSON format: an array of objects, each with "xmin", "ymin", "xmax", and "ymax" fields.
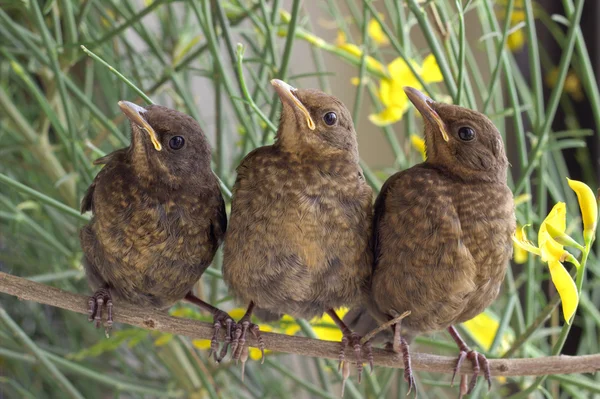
[
  {"xmin": 454, "ymin": 0, "xmax": 466, "ymax": 105},
  {"xmin": 0, "ymin": 308, "xmax": 84, "ymax": 399},
  {"xmin": 80, "ymin": 46, "xmax": 154, "ymax": 104},
  {"xmin": 0, "ymin": 173, "xmax": 87, "ymax": 222},
  {"xmin": 406, "ymin": 0, "xmax": 458, "ymax": 99}
]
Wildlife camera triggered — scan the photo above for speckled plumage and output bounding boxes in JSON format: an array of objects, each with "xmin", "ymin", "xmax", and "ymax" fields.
[
  {"xmin": 372, "ymin": 164, "xmax": 514, "ymax": 333},
  {"xmin": 80, "ymin": 104, "xmax": 226, "ymax": 312},
  {"xmin": 224, "ymin": 146, "xmax": 373, "ymax": 319},
  {"xmin": 369, "ymin": 88, "xmax": 516, "ymax": 392},
  {"xmin": 223, "ymin": 87, "xmax": 372, "ymax": 319},
  {"xmin": 222, "ymin": 83, "xmax": 374, "ymax": 376}
]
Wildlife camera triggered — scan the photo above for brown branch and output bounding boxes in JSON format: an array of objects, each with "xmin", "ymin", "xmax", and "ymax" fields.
[{"xmin": 1, "ymin": 271, "xmax": 599, "ymax": 377}]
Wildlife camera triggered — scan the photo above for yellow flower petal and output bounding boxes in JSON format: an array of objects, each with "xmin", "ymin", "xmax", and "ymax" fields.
[
  {"xmin": 548, "ymin": 259, "xmax": 579, "ymax": 323},
  {"xmin": 312, "ymin": 326, "xmax": 343, "ymax": 342},
  {"xmin": 336, "ymin": 30, "xmax": 347, "ymax": 46},
  {"xmin": 421, "ymin": 54, "xmax": 444, "ymax": 83},
  {"xmin": 512, "ymin": 225, "xmax": 541, "ymax": 257},
  {"xmin": 410, "ymin": 134, "xmax": 427, "ymax": 160},
  {"xmin": 369, "ymin": 106, "xmax": 405, "ymax": 126},
  {"xmin": 507, "ymin": 29, "xmax": 526, "ymax": 52},
  {"xmin": 337, "ymin": 43, "xmax": 386, "ymax": 75},
  {"xmin": 513, "ymin": 193, "xmax": 531, "ymax": 207},
  {"xmin": 462, "ymin": 312, "xmax": 498, "ymax": 351},
  {"xmin": 539, "ymin": 202, "xmax": 566, "ymax": 262},
  {"xmin": 513, "ymin": 225, "xmax": 529, "ymax": 264},
  {"xmin": 567, "ymin": 178, "xmax": 598, "ymax": 244},
  {"xmin": 192, "ymin": 339, "xmax": 212, "ymax": 350},
  {"xmin": 249, "ymin": 348, "xmax": 271, "ymax": 360},
  {"xmin": 154, "ymin": 334, "xmax": 173, "ymax": 346},
  {"xmin": 368, "ymin": 17, "xmax": 389, "ymax": 46}
]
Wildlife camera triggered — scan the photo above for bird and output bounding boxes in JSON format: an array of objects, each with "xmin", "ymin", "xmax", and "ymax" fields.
[
  {"xmin": 80, "ymin": 101, "xmax": 229, "ymax": 355},
  {"xmin": 367, "ymin": 87, "xmax": 515, "ymax": 394},
  {"xmin": 222, "ymin": 79, "xmax": 374, "ymax": 380}
]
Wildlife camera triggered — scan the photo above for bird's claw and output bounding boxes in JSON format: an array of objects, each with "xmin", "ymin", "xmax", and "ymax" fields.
[
  {"xmin": 387, "ymin": 337, "xmax": 416, "ymax": 396},
  {"xmin": 338, "ymin": 332, "xmax": 372, "ymax": 383},
  {"xmin": 227, "ymin": 313, "xmax": 262, "ymax": 380},
  {"xmin": 452, "ymin": 348, "xmax": 491, "ymax": 394},
  {"xmin": 88, "ymin": 288, "xmax": 113, "ymax": 336},
  {"xmin": 209, "ymin": 310, "xmax": 234, "ymax": 363}
]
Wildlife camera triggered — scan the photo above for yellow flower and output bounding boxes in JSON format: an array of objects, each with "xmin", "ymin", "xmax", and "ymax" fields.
[
  {"xmin": 513, "ymin": 225, "xmax": 528, "ymax": 264},
  {"xmin": 507, "ymin": 29, "xmax": 525, "ymax": 52},
  {"xmin": 154, "ymin": 333, "xmax": 174, "ymax": 346},
  {"xmin": 462, "ymin": 310, "xmax": 514, "ymax": 354},
  {"xmin": 337, "ymin": 43, "xmax": 386, "ymax": 75},
  {"xmin": 410, "ymin": 134, "xmax": 426, "ymax": 160},
  {"xmin": 309, "ymin": 309, "xmax": 349, "ymax": 342},
  {"xmin": 369, "ymin": 54, "xmax": 443, "ymax": 126},
  {"xmin": 513, "ymin": 203, "xmax": 579, "ymax": 322},
  {"xmin": 368, "ymin": 16, "xmax": 389, "ymax": 46},
  {"xmin": 567, "ymin": 178, "xmax": 598, "ymax": 245},
  {"xmin": 335, "ymin": 30, "xmax": 346, "ymax": 46},
  {"xmin": 546, "ymin": 69, "xmax": 584, "ymax": 101}
]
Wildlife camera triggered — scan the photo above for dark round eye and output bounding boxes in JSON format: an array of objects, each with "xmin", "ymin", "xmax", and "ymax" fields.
[
  {"xmin": 169, "ymin": 136, "xmax": 185, "ymax": 150},
  {"xmin": 458, "ymin": 127, "xmax": 475, "ymax": 141},
  {"xmin": 323, "ymin": 112, "xmax": 337, "ymax": 126}
]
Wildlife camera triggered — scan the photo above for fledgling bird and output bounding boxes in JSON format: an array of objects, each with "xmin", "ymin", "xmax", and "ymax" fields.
[
  {"xmin": 80, "ymin": 101, "xmax": 229, "ymax": 351},
  {"xmin": 369, "ymin": 87, "xmax": 515, "ymax": 393},
  {"xmin": 222, "ymin": 80, "xmax": 374, "ymax": 379}
]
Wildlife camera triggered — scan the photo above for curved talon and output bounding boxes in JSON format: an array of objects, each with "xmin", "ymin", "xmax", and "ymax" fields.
[
  {"xmin": 350, "ymin": 333, "xmax": 363, "ymax": 382},
  {"xmin": 88, "ymin": 288, "xmax": 113, "ymax": 336},
  {"xmin": 249, "ymin": 324, "xmax": 265, "ymax": 364},
  {"xmin": 216, "ymin": 316, "xmax": 235, "ymax": 363},
  {"xmin": 230, "ymin": 324, "xmax": 243, "ymax": 363},
  {"xmin": 88, "ymin": 298, "xmax": 95, "ymax": 322},
  {"xmin": 451, "ymin": 350, "xmax": 467, "ymax": 386},
  {"xmin": 467, "ymin": 350, "xmax": 481, "ymax": 394},
  {"xmin": 338, "ymin": 335, "xmax": 349, "ymax": 371}
]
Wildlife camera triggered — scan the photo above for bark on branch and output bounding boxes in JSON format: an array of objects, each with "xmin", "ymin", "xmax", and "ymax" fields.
[{"xmin": 1, "ymin": 271, "xmax": 599, "ymax": 377}]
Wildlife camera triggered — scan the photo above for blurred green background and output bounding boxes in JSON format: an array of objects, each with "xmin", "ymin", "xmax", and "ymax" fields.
[{"xmin": 0, "ymin": 0, "xmax": 599, "ymax": 398}]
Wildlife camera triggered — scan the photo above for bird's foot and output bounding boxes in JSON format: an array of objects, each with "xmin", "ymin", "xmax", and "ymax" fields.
[
  {"xmin": 451, "ymin": 348, "xmax": 491, "ymax": 394},
  {"xmin": 88, "ymin": 288, "xmax": 113, "ymax": 336},
  {"xmin": 338, "ymin": 332, "xmax": 373, "ymax": 384},
  {"xmin": 230, "ymin": 313, "xmax": 264, "ymax": 378},
  {"xmin": 386, "ymin": 337, "xmax": 416, "ymax": 396},
  {"xmin": 209, "ymin": 309, "xmax": 235, "ymax": 363}
]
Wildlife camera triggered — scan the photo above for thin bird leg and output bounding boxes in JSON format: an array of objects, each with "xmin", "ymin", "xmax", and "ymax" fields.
[
  {"xmin": 326, "ymin": 309, "xmax": 373, "ymax": 383},
  {"xmin": 447, "ymin": 325, "xmax": 491, "ymax": 393},
  {"xmin": 185, "ymin": 293, "xmax": 234, "ymax": 363},
  {"xmin": 88, "ymin": 286, "xmax": 113, "ymax": 337},
  {"xmin": 386, "ymin": 319, "xmax": 415, "ymax": 395},
  {"xmin": 231, "ymin": 301, "xmax": 264, "ymax": 364}
]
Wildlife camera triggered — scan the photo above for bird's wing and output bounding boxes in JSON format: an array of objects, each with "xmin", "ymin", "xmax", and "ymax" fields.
[
  {"xmin": 211, "ymin": 193, "xmax": 228, "ymax": 245},
  {"xmin": 80, "ymin": 149, "xmax": 127, "ymax": 214},
  {"xmin": 372, "ymin": 166, "xmax": 479, "ymax": 329}
]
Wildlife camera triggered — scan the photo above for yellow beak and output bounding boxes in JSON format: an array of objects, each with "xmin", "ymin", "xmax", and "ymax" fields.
[
  {"xmin": 271, "ymin": 79, "xmax": 315, "ymax": 130},
  {"xmin": 118, "ymin": 101, "xmax": 162, "ymax": 151},
  {"xmin": 403, "ymin": 87, "xmax": 449, "ymax": 142}
]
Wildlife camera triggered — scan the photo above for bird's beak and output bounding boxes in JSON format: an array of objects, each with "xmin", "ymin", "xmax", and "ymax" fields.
[
  {"xmin": 118, "ymin": 101, "xmax": 162, "ymax": 151},
  {"xmin": 403, "ymin": 87, "xmax": 449, "ymax": 142},
  {"xmin": 271, "ymin": 79, "xmax": 316, "ymax": 130}
]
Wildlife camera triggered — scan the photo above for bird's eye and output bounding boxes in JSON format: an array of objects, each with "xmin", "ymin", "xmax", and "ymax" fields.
[
  {"xmin": 458, "ymin": 127, "xmax": 475, "ymax": 141},
  {"xmin": 169, "ymin": 136, "xmax": 185, "ymax": 150},
  {"xmin": 323, "ymin": 112, "xmax": 337, "ymax": 126}
]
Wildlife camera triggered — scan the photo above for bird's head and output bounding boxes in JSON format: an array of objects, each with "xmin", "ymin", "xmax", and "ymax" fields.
[
  {"xmin": 271, "ymin": 79, "xmax": 359, "ymax": 162},
  {"xmin": 404, "ymin": 87, "xmax": 508, "ymax": 182},
  {"xmin": 118, "ymin": 101, "xmax": 212, "ymax": 188}
]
